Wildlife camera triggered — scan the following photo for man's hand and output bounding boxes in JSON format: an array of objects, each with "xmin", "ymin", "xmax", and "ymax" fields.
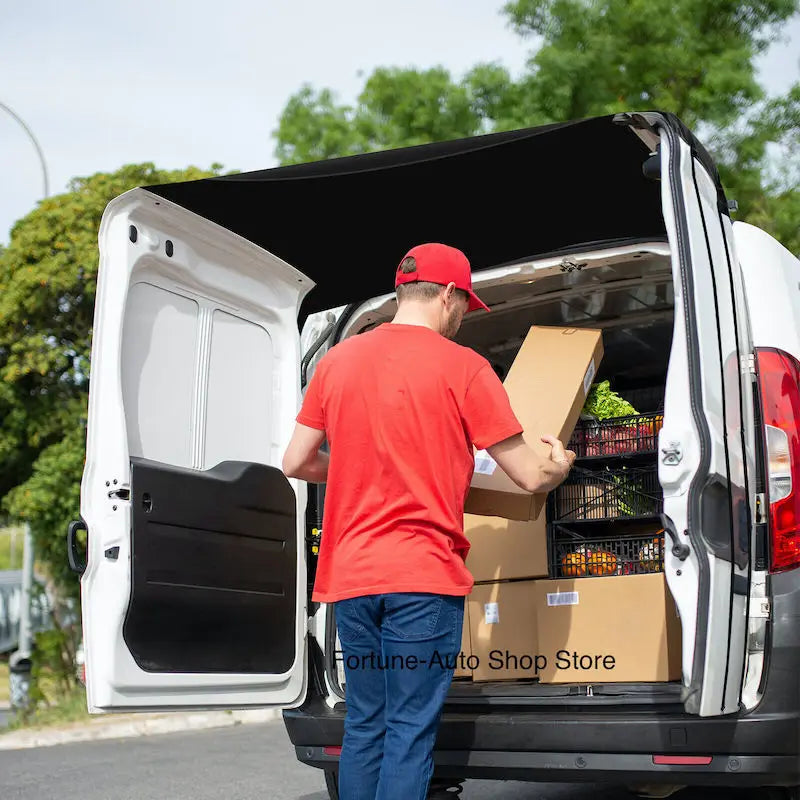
[
  {"xmin": 487, "ymin": 432, "xmax": 575, "ymax": 495},
  {"xmin": 541, "ymin": 434, "xmax": 576, "ymax": 469}
]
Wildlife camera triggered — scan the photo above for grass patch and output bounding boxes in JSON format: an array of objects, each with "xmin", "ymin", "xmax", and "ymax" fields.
[
  {"xmin": 1, "ymin": 662, "xmax": 88, "ymax": 731},
  {"xmin": 5, "ymin": 686, "xmax": 89, "ymax": 731},
  {"xmin": 0, "ymin": 525, "xmax": 24, "ymax": 571}
]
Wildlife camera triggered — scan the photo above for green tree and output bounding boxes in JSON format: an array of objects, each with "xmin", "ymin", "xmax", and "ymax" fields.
[
  {"xmin": 275, "ymin": 67, "xmax": 499, "ymax": 164},
  {"xmin": 0, "ymin": 163, "xmax": 222, "ymax": 597},
  {"xmin": 712, "ymin": 83, "xmax": 800, "ymax": 253},
  {"xmin": 274, "ymin": 0, "xmax": 800, "ymax": 254}
]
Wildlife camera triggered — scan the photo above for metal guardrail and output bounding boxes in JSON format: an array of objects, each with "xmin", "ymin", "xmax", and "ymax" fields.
[{"xmin": 0, "ymin": 570, "xmax": 52, "ymax": 654}]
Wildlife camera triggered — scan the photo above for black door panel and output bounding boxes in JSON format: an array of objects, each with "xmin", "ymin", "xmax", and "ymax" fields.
[{"xmin": 123, "ymin": 457, "xmax": 297, "ymax": 673}]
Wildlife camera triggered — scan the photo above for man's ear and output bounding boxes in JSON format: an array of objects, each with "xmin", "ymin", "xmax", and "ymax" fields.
[{"xmin": 443, "ymin": 282, "xmax": 458, "ymax": 304}]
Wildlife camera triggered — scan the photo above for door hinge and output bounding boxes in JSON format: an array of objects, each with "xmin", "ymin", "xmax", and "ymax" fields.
[{"xmin": 741, "ymin": 354, "xmax": 756, "ymax": 377}]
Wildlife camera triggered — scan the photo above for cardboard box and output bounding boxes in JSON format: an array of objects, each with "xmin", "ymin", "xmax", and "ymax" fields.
[
  {"xmin": 466, "ymin": 326, "xmax": 604, "ymax": 521},
  {"xmin": 453, "ymin": 601, "xmax": 473, "ymax": 679},
  {"xmin": 533, "ymin": 573, "xmax": 681, "ymax": 684},
  {"xmin": 464, "ymin": 512, "xmax": 549, "ymax": 583},
  {"xmin": 467, "ymin": 573, "xmax": 681, "ymax": 684},
  {"xmin": 467, "ymin": 580, "xmax": 540, "ymax": 681}
]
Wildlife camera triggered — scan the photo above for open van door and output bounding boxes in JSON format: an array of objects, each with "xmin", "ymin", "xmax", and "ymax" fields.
[
  {"xmin": 622, "ymin": 114, "xmax": 757, "ymax": 716},
  {"xmin": 76, "ymin": 189, "xmax": 310, "ymax": 712}
]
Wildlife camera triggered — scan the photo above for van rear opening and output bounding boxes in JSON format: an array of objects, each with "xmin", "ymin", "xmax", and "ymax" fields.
[{"xmin": 323, "ymin": 243, "xmax": 693, "ymax": 709}]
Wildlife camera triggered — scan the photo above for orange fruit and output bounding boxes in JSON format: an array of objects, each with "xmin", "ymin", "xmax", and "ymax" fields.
[
  {"xmin": 587, "ymin": 551, "xmax": 617, "ymax": 576},
  {"xmin": 561, "ymin": 551, "xmax": 587, "ymax": 577}
]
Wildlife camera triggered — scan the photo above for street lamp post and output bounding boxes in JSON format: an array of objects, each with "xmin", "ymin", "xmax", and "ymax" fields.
[
  {"xmin": 2, "ymin": 101, "xmax": 49, "ymax": 714},
  {"xmin": 0, "ymin": 101, "xmax": 49, "ymax": 198}
]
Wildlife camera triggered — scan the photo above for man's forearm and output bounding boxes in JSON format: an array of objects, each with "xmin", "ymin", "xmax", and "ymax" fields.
[
  {"xmin": 291, "ymin": 450, "xmax": 330, "ymax": 484},
  {"xmin": 487, "ymin": 434, "xmax": 572, "ymax": 495},
  {"xmin": 534, "ymin": 458, "xmax": 571, "ymax": 493}
]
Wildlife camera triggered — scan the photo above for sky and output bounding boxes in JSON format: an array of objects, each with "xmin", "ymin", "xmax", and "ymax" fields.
[{"xmin": 2, "ymin": 0, "xmax": 799, "ymax": 245}]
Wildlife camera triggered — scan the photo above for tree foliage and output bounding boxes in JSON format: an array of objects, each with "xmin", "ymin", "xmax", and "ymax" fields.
[
  {"xmin": 0, "ymin": 164, "xmax": 221, "ymax": 597},
  {"xmin": 274, "ymin": 0, "xmax": 800, "ymax": 254}
]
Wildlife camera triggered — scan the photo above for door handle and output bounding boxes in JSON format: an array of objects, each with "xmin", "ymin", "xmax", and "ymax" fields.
[
  {"xmin": 660, "ymin": 513, "xmax": 690, "ymax": 561},
  {"xmin": 67, "ymin": 519, "xmax": 88, "ymax": 575}
]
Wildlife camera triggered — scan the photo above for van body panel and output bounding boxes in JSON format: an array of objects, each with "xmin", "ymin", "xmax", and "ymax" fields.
[
  {"xmin": 79, "ymin": 189, "xmax": 309, "ymax": 711},
  {"xmin": 734, "ymin": 221, "xmax": 800, "ymax": 358}
]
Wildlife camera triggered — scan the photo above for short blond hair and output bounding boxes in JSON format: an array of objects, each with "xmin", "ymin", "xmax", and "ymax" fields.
[{"xmin": 395, "ymin": 257, "xmax": 468, "ymax": 304}]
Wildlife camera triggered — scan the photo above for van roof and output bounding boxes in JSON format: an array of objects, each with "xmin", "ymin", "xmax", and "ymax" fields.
[{"xmin": 146, "ymin": 112, "xmax": 716, "ymax": 321}]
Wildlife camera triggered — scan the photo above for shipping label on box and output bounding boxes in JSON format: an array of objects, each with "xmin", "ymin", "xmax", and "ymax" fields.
[
  {"xmin": 466, "ymin": 326, "xmax": 604, "ymax": 521},
  {"xmin": 473, "ymin": 450, "xmax": 498, "ymax": 476},
  {"xmin": 546, "ymin": 590, "xmax": 579, "ymax": 607}
]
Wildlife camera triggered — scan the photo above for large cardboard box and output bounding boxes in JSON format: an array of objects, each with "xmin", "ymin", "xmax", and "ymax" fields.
[
  {"xmin": 466, "ymin": 326, "xmax": 604, "ymax": 521},
  {"xmin": 467, "ymin": 573, "xmax": 681, "ymax": 684},
  {"xmin": 464, "ymin": 512, "xmax": 548, "ymax": 583},
  {"xmin": 467, "ymin": 580, "xmax": 540, "ymax": 682},
  {"xmin": 533, "ymin": 573, "xmax": 682, "ymax": 684},
  {"xmin": 453, "ymin": 601, "xmax": 473, "ymax": 679}
]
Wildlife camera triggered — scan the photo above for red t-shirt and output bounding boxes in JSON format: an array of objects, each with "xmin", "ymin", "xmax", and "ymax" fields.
[{"xmin": 297, "ymin": 323, "xmax": 524, "ymax": 603}]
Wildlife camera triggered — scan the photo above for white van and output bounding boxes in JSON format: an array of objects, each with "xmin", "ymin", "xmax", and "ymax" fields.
[{"xmin": 68, "ymin": 111, "xmax": 800, "ymax": 798}]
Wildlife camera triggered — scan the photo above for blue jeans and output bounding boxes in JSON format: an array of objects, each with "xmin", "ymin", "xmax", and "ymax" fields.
[{"xmin": 334, "ymin": 593, "xmax": 465, "ymax": 800}]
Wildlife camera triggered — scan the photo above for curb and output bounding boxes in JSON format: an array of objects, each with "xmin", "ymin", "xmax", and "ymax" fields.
[{"xmin": 0, "ymin": 707, "xmax": 282, "ymax": 750}]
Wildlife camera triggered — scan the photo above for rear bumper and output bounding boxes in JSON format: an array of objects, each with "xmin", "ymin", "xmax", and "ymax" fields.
[
  {"xmin": 293, "ymin": 743, "xmax": 797, "ymax": 788},
  {"xmin": 283, "ymin": 699, "xmax": 800, "ymax": 787}
]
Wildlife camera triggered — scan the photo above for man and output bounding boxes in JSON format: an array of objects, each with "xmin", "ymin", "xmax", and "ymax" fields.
[{"xmin": 282, "ymin": 243, "xmax": 576, "ymax": 800}]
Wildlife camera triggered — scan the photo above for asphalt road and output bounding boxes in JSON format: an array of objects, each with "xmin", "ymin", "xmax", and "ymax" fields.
[{"xmin": 0, "ymin": 721, "xmax": 775, "ymax": 800}]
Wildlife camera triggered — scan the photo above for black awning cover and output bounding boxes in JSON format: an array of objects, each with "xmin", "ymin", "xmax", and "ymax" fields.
[{"xmin": 148, "ymin": 114, "xmax": 677, "ymax": 320}]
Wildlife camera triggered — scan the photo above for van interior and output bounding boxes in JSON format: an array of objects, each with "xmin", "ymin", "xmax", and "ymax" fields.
[{"xmin": 322, "ymin": 243, "xmax": 684, "ymax": 708}]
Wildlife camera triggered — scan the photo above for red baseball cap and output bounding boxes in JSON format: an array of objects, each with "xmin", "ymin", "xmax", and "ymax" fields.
[{"xmin": 394, "ymin": 243, "xmax": 489, "ymax": 313}]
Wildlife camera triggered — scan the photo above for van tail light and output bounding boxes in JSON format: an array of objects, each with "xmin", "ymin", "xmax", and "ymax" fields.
[{"xmin": 755, "ymin": 348, "xmax": 800, "ymax": 572}]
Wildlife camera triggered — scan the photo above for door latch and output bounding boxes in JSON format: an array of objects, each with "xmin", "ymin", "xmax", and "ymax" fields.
[
  {"xmin": 559, "ymin": 256, "xmax": 587, "ymax": 273},
  {"xmin": 107, "ymin": 486, "xmax": 130, "ymax": 500},
  {"xmin": 661, "ymin": 442, "xmax": 683, "ymax": 466},
  {"xmin": 750, "ymin": 599, "xmax": 770, "ymax": 618},
  {"xmin": 755, "ymin": 493, "xmax": 768, "ymax": 525}
]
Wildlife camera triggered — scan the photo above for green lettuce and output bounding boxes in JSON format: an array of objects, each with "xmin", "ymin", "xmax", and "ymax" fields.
[{"xmin": 582, "ymin": 380, "xmax": 638, "ymax": 420}]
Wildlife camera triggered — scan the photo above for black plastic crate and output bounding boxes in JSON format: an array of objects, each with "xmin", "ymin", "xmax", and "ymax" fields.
[
  {"xmin": 550, "ymin": 528, "xmax": 666, "ymax": 578},
  {"xmin": 554, "ymin": 465, "xmax": 663, "ymax": 522},
  {"xmin": 620, "ymin": 386, "xmax": 665, "ymax": 414},
  {"xmin": 568, "ymin": 413, "xmax": 664, "ymax": 458}
]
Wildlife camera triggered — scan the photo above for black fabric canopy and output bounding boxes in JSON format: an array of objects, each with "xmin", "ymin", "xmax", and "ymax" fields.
[{"xmin": 148, "ymin": 114, "xmax": 674, "ymax": 322}]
